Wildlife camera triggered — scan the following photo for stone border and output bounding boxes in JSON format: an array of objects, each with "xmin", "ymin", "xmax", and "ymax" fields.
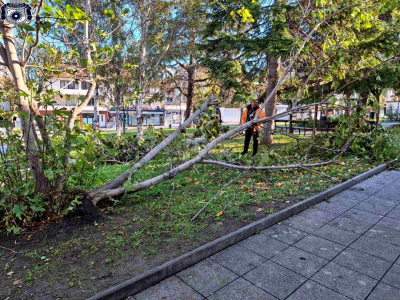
[{"xmin": 87, "ymin": 160, "xmax": 397, "ymax": 300}]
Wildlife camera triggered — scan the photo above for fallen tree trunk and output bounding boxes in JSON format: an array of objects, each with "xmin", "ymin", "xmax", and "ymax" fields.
[
  {"xmin": 90, "ymin": 95, "xmax": 214, "ymax": 194},
  {"xmin": 92, "ymin": 99, "xmax": 332, "ymax": 204}
]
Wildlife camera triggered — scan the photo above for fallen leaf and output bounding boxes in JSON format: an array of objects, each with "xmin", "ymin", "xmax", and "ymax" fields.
[
  {"xmin": 6, "ymin": 271, "xmax": 14, "ymax": 276},
  {"xmin": 215, "ymin": 211, "xmax": 223, "ymax": 217},
  {"xmin": 12, "ymin": 279, "xmax": 21, "ymax": 285}
]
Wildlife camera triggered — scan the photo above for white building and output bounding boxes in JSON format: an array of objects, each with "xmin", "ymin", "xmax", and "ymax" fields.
[{"xmin": 41, "ymin": 71, "xmax": 109, "ymax": 127}]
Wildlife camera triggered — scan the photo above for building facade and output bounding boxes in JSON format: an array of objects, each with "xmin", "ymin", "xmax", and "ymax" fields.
[{"xmin": 40, "ymin": 72, "xmax": 109, "ymax": 128}]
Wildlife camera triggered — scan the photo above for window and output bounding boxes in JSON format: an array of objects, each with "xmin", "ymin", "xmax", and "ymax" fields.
[
  {"xmin": 81, "ymin": 82, "xmax": 91, "ymax": 90},
  {"xmin": 165, "ymin": 97, "xmax": 174, "ymax": 104},
  {"xmin": 66, "ymin": 97, "xmax": 77, "ymax": 106},
  {"xmin": 61, "ymin": 80, "xmax": 76, "ymax": 89},
  {"xmin": 82, "ymin": 113, "xmax": 94, "ymax": 125},
  {"xmin": 88, "ymin": 98, "xmax": 94, "ymax": 106}
]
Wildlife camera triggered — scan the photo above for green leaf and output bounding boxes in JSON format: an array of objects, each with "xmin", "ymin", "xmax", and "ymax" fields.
[{"xmin": 13, "ymin": 204, "xmax": 27, "ymax": 219}]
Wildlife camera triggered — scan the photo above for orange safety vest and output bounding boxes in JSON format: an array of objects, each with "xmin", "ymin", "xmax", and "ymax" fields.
[{"xmin": 241, "ymin": 106, "xmax": 266, "ymax": 131}]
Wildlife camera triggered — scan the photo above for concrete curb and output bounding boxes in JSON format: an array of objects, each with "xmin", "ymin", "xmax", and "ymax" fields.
[{"xmin": 87, "ymin": 161, "xmax": 396, "ymax": 300}]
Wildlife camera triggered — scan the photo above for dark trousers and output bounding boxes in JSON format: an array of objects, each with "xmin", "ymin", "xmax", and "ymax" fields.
[{"xmin": 243, "ymin": 128, "xmax": 259, "ymax": 155}]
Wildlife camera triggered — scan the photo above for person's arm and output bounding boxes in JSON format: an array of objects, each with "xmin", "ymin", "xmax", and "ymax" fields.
[
  {"xmin": 241, "ymin": 109, "xmax": 247, "ymax": 124},
  {"xmin": 256, "ymin": 108, "xmax": 266, "ymax": 128}
]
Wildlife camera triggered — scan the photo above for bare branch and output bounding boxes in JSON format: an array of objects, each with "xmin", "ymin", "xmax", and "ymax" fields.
[{"xmin": 22, "ymin": 0, "xmax": 44, "ymax": 66}]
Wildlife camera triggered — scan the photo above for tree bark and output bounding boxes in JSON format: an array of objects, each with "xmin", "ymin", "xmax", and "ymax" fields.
[
  {"xmin": 313, "ymin": 104, "xmax": 318, "ymax": 135},
  {"xmin": 137, "ymin": 0, "xmax": 150, "ymax": 139},
  {"xmin": 93, "ymin": 84, "xmax": 99, "ymax": 132},
  {"xmin": 122, "ymin": 96, "xmax": 127, "ymax": 135},
  {"xmin": 261, "ymin": 56, "xmax": 281, "ymax": 144},
  {"xmin": 115, "ymin": 87, "xmax": 121, "ymax": 137},
  {"xmin": 0, "ymin": 24, "xmax": 49, "ymax": 194},
  {"xmin": 184, "ymin": 66, "xmax": 194, "ymax": 126}
]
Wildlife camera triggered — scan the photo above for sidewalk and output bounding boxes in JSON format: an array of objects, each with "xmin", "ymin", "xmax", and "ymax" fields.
[{"xmin": 130, "ymin": 170, "xmax": 400, "ymax": 300}]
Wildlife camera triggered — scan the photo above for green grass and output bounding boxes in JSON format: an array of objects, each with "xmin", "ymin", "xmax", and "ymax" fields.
[
  {"xmin": 91, "ymin": 131, "xmax": 381, "ymax": 255},
  {"xmin": 3, "ymin": 128, "xmax": 398, "ymax": 299}
]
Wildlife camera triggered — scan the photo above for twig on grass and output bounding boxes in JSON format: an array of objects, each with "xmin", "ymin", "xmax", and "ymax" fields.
[
  {"xmin": 299, "ymin": 165, "xmax": 341, "ymax": 182},
  {"xmin": 191, "ymin": 171, "xmax": 244, "ymax": 221}
]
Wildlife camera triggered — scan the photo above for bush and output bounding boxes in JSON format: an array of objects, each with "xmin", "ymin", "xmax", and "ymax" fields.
[
  {"xmin": 93, "ymin": 126, "xmax": 167, "ymax": 163},
  {"xmin": 0, "ymin": 111, "xmax": 99, "ymax": 233}
]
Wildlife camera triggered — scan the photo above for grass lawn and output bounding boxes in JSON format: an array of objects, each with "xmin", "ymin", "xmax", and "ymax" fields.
[{"xmin": 1, "ymin": 128, "xmax": 399, "ymax": 299}]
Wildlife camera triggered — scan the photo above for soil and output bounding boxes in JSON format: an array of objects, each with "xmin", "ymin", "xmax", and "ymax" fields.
[{"xmin": 0, "ymin": 193, "xmax": 307, "ymax": 300}]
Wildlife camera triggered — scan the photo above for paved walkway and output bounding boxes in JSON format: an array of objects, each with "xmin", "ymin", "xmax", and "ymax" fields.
[{"xmin": 130, "ymin": 170, "xmax": 400, "ymax": 300}]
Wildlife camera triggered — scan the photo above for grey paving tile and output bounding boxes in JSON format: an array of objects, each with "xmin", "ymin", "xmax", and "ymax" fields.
[
  {"xmin": 329, "ymin": 216, "xmax": 372, "ymax": 234},
  {"xmin": 397, "ymin": 257, "xmax": 400, "ymax": 265},
  {"xmin": 294, "ymin": 235, "xmax": 345, "ymax": 260},
  {"xmin": 333, "ymin": 248, "xmax": 392, "ymax": 280},
  {"xmin": 364, "ymin": 224, "xmax": 400, "ymax": 247},
  {"xmin": 271, "ymin": 246, "xmax": 328, "ymax": 278},
  {"xmin": 327, "ymin": 194, "xmax": 362, "ymax": 208},
  {"xmin": 261, "ymin": 224, "xmax": 308, "ymax": 245},
  {"xmin": 135, "ymin": 276, "xmax": 204, "ymax": 300},
  {"xmin": 244, "ymin": 261, "xmax": 306, "ymax": 300},
  {"xmin": 208, "ymin": 278, "xmax": 277, "ymax": 300},
  {"xmin": 314, "ymin": 201, "xmax": 351, "ymax": 215},
  {"xmin": 366, "ymin": 282, "xmax": 400, "ymax": 300},
  {"xmin": 352, "ymin": 180, "xmax": 384, "ymax": 195},
  {"xmin": 210, "ymin": 244, "xmax": 266, "ymax": 276},
  {"xmin": 176, "ymin": 258, "xmax": 238, "ymax": 297},
  {"xmin": 312, "ymin": 262, "xmax": 377, "ymax": 300},
  {"xmin": 374, "ymin": 185, "xmax": 400, "ymax": 202},
  {"xmin": 349, "ymin": 236, "xmax": 400, "ymax": 262},
  {"xmin": 238, "ymin": 233, "xmax": 288, "ymax": 259},
  {"xmin": 343, "ymin": 208, "xmax": 383, "ymax": 224},
  {"xmin": 282, "ymin": 209, "xmax": 337, "ymax": 233},
  {"xmin": 332, "ymin": 188, "xmax": 371, "ymax": 201},
  {"xmin": 382, "ymin": 264, "xmax": 400, "ymax": 289},
  {"xmin": 353, "ymin": 196, "xmax": 398, "ymax": 215},
  {"xmin": 312, "ymin": 224, "xmax": 360, "ymax": 246},
  {"xmin": 378, "ymin": 217, "xmax": 400, "ymax": 232},
  {"xmin": 387, "ymin": 207, "xmax": 400, "ymax": 220},
  {"xmin": 286, "ymin": 280, "xmax": 350, "ymax": 300}
]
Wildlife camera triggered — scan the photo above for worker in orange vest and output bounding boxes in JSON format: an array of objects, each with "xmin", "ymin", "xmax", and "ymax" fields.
[{"xmin": 241, "ymin": 100, "xmax": 266, "ymax": 156}]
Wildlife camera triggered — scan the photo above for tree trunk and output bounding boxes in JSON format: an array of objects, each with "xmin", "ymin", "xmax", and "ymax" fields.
[
  {"xmin": 0, "ymin": 25, "xmax": 49, "ymax": 194},
  {"xmin": 261, "ymin": 56, "xmax": 281, "ymax": 145},
  {"xmin": 359, "ymin": 92, "xmax": 369, "ymax": 123},
  {"xmin": 136, "ymin": 93, "xmax": 143, "ymax": 138},
  {"xmin": 184, "ymin": 67, "xmax": 194, "ymax": 126},
  {"xmin": 115, "ymin": 88, "xmax": 121, "ymax": 137},
  {"xmin": 137, "ymin": 0, "xmax": 149, "ymax": 139},
  {"xmin": 93, "ymin": 84, "xmax": 99, "ymax": 132},
  {"xmin": 313, "ymin": 104, "xmax": 318, "ymax": 135},
  {"xmin": 122, "ymin": 96, "xmax": 127, "ymax": 135}
]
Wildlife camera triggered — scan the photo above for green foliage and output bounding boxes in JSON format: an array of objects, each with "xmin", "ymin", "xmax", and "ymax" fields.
[
  {"xmin": 0, "ymin": 107, "xmax": 100, "ymax": 232},
  {"xmin": 93, "ymin": 126, "xmax": 167, "ymax": 163},
  {"xmin": 386, "ymin": 106, "xmax": 400, "ymax": 121},
  {"xmin": 193, "ymin": 108, "xmax": 229, "ymax": 140}
]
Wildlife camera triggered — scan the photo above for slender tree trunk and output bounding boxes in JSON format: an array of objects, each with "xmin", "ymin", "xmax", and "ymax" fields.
[
  {"xmin": 313, "ymin": 104, "xmax": 318, "ymax": 135},
  {"xmin": 115, "ymin": 87, "xmax": 121, "ymax": 137},
  {"xmin": 261, "ymin": 56, "xmax": 281, "ymax": 144},
  {"xmin": 93, "ymin": 84, "xmax": 99, "ymax": 132},
  {"xmin": 0, "ymin": 25, "xmax": 49, "ymax": 194},
  {"xmin": 345, "ymin": 93, "xmax": 351, "ymax": 120},
  {"xmin": 184, "ymin": 66, "xmax": 194, "ymax": 125},
  {"xmin": 359, "ymin": 92, "xmax": 369, "ymax": 123},
  {"xmin": 137, "ymin": 0, "xmax": 149, "ymax": 139},
  {"xmin": 122, "ymin": 96, "xmax": 127, "ymax": 135}
]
